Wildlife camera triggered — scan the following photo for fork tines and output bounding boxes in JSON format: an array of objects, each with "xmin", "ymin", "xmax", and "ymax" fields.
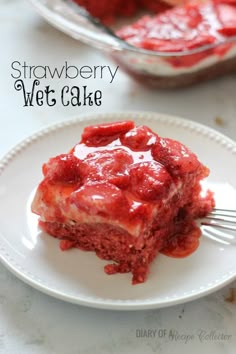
[{"xmin": 201, "ymin": 208, "xmax": 236, "ymax": 232}]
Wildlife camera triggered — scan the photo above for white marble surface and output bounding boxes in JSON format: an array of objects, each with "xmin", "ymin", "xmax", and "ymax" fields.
[{"xmin": 0, "ymin": 1, "xmax": 236, "ymax": 353}]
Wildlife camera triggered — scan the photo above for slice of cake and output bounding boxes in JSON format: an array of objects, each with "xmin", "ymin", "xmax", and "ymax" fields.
[{"xmin": 31, "ymin": 120, "xmax": 215, "ymax": 284}]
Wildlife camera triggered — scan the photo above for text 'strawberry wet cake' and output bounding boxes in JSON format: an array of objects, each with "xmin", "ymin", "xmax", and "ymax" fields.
[{"xmin": 31, "ymin": 120, "xmax": 215, "ymax": 284}]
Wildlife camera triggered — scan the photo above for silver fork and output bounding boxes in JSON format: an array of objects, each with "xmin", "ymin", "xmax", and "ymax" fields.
[{"xmin": 200, "ymin": 209, "xmax": 236, "ymax": 245}]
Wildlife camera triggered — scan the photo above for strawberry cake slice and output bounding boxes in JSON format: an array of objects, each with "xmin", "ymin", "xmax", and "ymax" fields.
[{"xmin": 31, "ymin": 120, "xmax": 214, "ymax": 284}]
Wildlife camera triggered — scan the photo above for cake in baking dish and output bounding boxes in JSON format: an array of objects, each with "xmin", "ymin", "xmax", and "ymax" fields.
[
  {"xmin": 31, "ymin": 120, "xmax": 215, "ymax": 284},
  {"xmin": 74, "ymin": 0, "xmax": 236, "ymax": 87}
]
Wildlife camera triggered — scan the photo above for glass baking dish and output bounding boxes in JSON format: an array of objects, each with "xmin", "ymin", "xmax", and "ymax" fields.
[{"xmin": 29, "ymin": 0, "xmax": 236, "ymax": 88}]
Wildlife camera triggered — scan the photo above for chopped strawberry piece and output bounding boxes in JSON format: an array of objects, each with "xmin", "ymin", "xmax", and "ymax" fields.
[
  {"xmin": 120, "ymin": 125, "xmax": 157, "ymax": 151},
  {"xmin": 43, "ymin": 154, "xmax": 81, "ymax": 184},
  {"xmin": 78, "ymin": 148, "xmax": 132, "ymax": 188},
  {"xmin": 152, "ymin": 138, "xmax": 200, "ymax": 175},
  {"xmin": 81, "ymin": 121, "xmax": 135, "ymax": 146},
  {"xmin": 129, "ymin": 161, "xmax": 173, "ymax": 201}
]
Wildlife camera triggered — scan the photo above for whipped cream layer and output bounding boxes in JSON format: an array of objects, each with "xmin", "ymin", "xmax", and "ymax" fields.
[{"xmin": 121, "ymin": 44, "xmax": 236, "ymax": 77}]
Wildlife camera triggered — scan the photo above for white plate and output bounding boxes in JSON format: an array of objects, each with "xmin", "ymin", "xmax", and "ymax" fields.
[{"xmin": 0, "ymin": 112, "xmax": 236, "ymax": 310}]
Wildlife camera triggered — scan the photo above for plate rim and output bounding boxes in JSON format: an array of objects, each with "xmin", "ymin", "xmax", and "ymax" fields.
[{"xmin": 0, "ymin": 110, "xmax": 236, "ymax": 311}]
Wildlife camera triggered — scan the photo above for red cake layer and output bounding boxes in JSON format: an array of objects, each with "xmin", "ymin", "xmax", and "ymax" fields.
[{"xmin": 32, "ymin": 120, "xmax": 215, "ymax": 284}]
